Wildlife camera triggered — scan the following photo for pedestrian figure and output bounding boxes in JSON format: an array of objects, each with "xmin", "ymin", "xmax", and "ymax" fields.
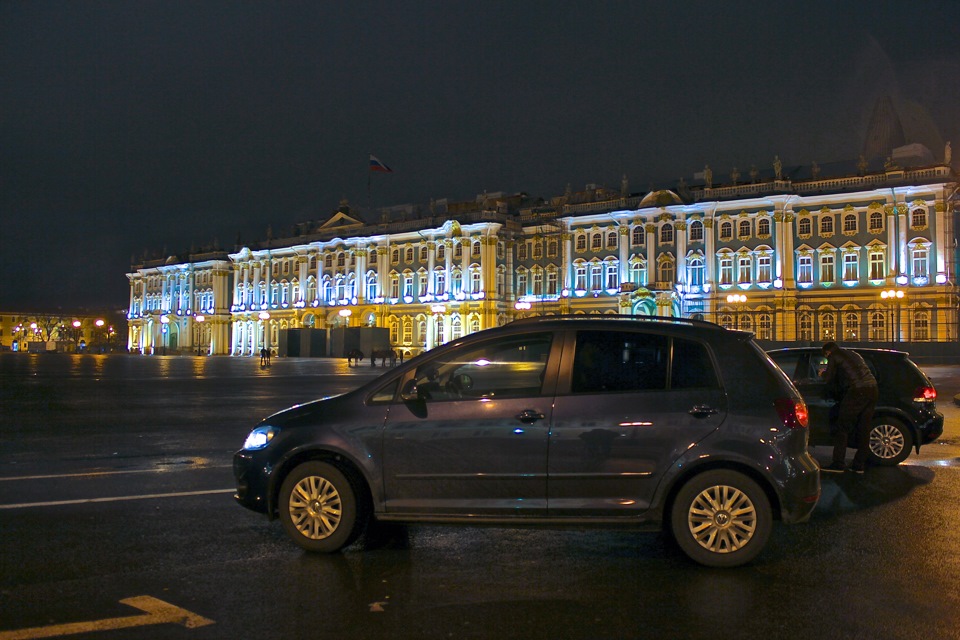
[
  {"xmin": 259, "ymin": 347, "xmax": 268, "ymax": 367},
  {"xmin": 820, "ymin": 341, "xmax": 878, "ymax": 473},
  {"xmin": 398, "ymin": 350, "xmax": 405, "ymax": 364}
]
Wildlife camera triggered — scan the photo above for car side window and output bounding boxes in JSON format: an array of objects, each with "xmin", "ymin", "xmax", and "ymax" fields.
[
  {"xmin": 411, "ymin": 332, "xmax": 553, "ymax": 401},
  {"xmin": 770, "ymin": 353, "xmax": 809, "ymax": 383},
  {"xmin": 572, "ymin": 330, "xmax": 668, "ymax": 393},
  {"xmin": 671, "ymin": 338, "xmax": 719, "ymax": 389}
]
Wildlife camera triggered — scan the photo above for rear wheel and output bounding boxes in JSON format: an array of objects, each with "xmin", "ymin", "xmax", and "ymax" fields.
[
  {"xmin": 278, "ymin": 461, "xmax": 366, "ymax": 552},
  {"xmin": 670, "ymin": 470, "xmax": 772, "ymax": 568},
  {"xmin": 866, "ymin": 417, "xmax": 912, "ymax": 466}
]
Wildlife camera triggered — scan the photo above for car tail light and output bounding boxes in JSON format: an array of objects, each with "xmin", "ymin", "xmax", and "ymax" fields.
[
  {"xmin": 914, "ymin": 386, "xmax": 937, "ymax": 403},
  {"xmin": 774, "ymin": 398, "xmax": 808, "ymax": 429}
]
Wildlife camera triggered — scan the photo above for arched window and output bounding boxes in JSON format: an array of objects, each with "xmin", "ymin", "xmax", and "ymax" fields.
[
  {"xmin": 798, "ymin": 312, "xmax": 813, "ymax": 341},
  {"xmin": 719, "ymin": 221, "xmax": 733, "ymax": 240},
  {"xmin": 843, "ymin": 312, "xmax": 859, "ymax": 340},
  {"xmin": 912, "ymin": 208, "xmax": 927, "ymax": 228},
  {"xmin": 757, "ymin": 218, "xmax": 771, "ymax": 236},
  {"xmin": 798, "ymin": 218, "xmax": 812, "ymax": 235},
  {"xmin": 820, "ymin": 216, "xmax": 834, "ymax": 235},
  {"xmin": 660, "ymin": 224, "xmax": 674, "ymax": 244},
  {"xmin": 688, "ymin": 257, "xmax": 704, "ymax": 287},
  {"xmin": 869, "ymin": 211, "xmax": 883, "ymax": 232},
  {"xmin": 576, "ymin": 234, "xmax": 587, "ymax": 251},
  {"xmin": 738, "ymin": 220, "xmax": 751, "ymax": 238},
  {"xmin": 843, "ymin": 214, "xmax": 857, "ymax": 233},
  {"xmin": 689, "ymin": 220, "xmax": 703, "ymax": 242},
  {"xmin": 632, "ymin": 225, "xmax": 645, "ymax": 246}
]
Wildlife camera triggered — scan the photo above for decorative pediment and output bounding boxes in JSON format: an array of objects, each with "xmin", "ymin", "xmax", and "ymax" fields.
[{"xmin": 319, "ymin": 210, "xmax": 364, "ymax": 231}]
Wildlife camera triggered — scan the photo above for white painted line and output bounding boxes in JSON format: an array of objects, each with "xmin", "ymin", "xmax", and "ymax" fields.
[
  {"xmin": 0, "ymin": 595, "xmax": 214, "ymax": 639},
  {"xmin": 0, "ymin": 465, "xmax": 232, "ymax": 482},
  {"xmin": 0, "ymin": 488, "xmax": 235, "ymax": 510}
]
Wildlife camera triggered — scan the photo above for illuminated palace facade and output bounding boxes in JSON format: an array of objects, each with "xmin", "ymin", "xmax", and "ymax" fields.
[{"xmin": 126, "ymin": 161, "xmax": 958, "ymax": 356}]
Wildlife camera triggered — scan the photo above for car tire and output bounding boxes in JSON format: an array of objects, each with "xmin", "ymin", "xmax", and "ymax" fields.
[
  {"xmin": 279, "ymin": 461, "xmax": 366, "ymax": 552},
  {"xmin": 867, "ymin": 417, "xmax": 913, "ymax": 466},
  {"xmin": 670, "ymin": 470, "xmax": 772, "ymax": 568}
]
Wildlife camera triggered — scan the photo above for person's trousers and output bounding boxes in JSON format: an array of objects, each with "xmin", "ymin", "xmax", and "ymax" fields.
[{"xmin": 831, "ymin": 385, "xmax": 879, "ymax": 466}]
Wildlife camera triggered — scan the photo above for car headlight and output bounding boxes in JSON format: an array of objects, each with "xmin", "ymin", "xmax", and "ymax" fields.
[{"xmin": 243, "ymin": 425, "xmax": 279, "ymax": 450}]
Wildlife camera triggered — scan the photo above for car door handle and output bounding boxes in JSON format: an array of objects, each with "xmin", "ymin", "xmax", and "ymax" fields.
[
  {"xmin": 516, "ymin": 409, "xmax": 545, "ymax": 424},
  {"xmin": 688, "ymin": 405, "xmax": 719, "ymax": 418}
]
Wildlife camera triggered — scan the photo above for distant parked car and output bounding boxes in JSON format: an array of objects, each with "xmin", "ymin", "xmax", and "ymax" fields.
[
  {"xmin": 235, "ymin": 316, "xmax": 821, "ymax": 568},
  {"xmin": 767, "ymin": 347, "xmax": 943, "ymax": 466}
]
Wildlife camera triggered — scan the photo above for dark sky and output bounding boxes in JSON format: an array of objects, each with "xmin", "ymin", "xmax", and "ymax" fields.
[{"xmin": 3, "ymin": 1, "xmax": 959, "ymax": 311}]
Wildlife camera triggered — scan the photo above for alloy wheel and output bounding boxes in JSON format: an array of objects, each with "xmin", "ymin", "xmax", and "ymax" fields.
[{"xmin": 686, "ymin": 484, "xmax": 757, "ymax": 553}]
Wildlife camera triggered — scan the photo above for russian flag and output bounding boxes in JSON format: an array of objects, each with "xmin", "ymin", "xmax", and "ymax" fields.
[{"xmin": 369, "ymin": 155, "xmax": 393, "ymax": 173}]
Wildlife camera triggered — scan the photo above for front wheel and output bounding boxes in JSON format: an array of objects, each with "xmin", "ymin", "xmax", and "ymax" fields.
[
  {"xmin": 670, "ymin": 470, "xmax": 772, "ymax": 568},
  {"xmin": 278, "ymin": 461, "xmax": 366, "ymax": 552},
  {"xmin": 866, "ymin": 417, "xmax": 913, "ymax": 466}
]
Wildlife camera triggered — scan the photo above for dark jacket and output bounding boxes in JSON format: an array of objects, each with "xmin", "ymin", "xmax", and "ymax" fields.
[{"xmin": 823, "ymin": 348, "xmax": 877, "ymax": 398}]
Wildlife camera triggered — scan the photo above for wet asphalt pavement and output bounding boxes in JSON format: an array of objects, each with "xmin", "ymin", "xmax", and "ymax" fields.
[{"xmin": 1, "ymin": 353, "xmax": 959, "ymax": 640}]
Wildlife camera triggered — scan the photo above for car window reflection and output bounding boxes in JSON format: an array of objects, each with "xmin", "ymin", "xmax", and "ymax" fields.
[{"xmin": 411, "ymin": 332, "xmax": 552, "ymax": 401}]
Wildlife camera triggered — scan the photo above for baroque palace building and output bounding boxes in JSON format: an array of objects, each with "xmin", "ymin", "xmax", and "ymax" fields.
[{"xmin": 126, "ymin": 149, "xmax": 958, "ymax": 356}]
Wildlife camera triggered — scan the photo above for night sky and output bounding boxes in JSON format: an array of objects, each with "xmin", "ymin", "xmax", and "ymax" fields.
[{"xmin": 3, "ymin": 1, "xmax": 959, "ymax": 311}]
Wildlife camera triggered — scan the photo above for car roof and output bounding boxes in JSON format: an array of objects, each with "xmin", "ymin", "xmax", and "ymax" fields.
[
  {"xmin": 507, "ymin": 315, "xmax": 753, "ymax": 340},
  {"xmin": 767, "ymin": 347, "xmax": 909, "ymax": 357}
]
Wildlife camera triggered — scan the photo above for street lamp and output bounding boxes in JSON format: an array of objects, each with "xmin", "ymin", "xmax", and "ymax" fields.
[
  {"xmin": 259, "ymin": 311, "xmax": 271, "ymax": 356},
  {"xmin": 338, "ymin": 308, "xmax": 352, "ymax": 326},
  {"xmin": 95, "ymin": 319, "xmax": 105, "ymax": 353},
  {"xmin": 72, "ymin": 320, "xmax": 82, "ymax": 352},
  {"xmin": 195, "ymin": 315, "xmax": 205, "ymax": 355},
  {"xmin": 881, "ymin": 289, "xmax": 905, "ymax": 342},
  {"xmin": 726, "ymin": 293, "xmax": 747, "ymax": 330},
  {"xmin": 160, "ymin": 315, "xmax": 169, "ymax": 355}
]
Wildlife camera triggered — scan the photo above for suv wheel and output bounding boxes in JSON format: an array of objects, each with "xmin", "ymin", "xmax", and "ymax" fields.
[
  {"xmin": 670, "ymin": 470, "xmax": 772, "ymax": 568},
  {"xmin": 279, "ymin": 461, "xmax": 366, "ymax": 552},
  {"xmin": 867, "ymin": 417, "xmax": 913, "ymax": 466}
]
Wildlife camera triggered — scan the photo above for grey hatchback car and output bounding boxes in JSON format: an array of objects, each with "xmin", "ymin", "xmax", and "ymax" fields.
[{"xmin": 235, "ymin": 316, "xmax": 820, "ymax": 567}]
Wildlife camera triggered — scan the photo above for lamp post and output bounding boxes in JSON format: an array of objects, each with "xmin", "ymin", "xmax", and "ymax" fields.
[
  {"xmin": 94, "ymin": 319, "xmax": 105, "ymax": 353},
  {"xmin": 72, "ymin": 320, "xmax": 82, "ymax": 352},
  {"xmin": 259, "ymin": 310, "xmax": 271, "ymax": 356},
  {"xmin": 881, "ymin": 289, "xmax": 905, "ymax": 342},
  {"xmin": 195, "ymin": 315, "xmax": 205, "ymax": 355},
  {"xmin": 726, "ymin": 293, "xmax": 747, "ymax": 330},
  {"xmin": 160, "ymin": 315, "xmax": 169, "ymax": 355}
]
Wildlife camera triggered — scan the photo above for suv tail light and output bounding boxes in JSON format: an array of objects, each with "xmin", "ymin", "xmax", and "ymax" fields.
[
  {"xmin": 914, "ymin": 386, "xmax": 937, "ymax": 403},
  {"xmin": 774, "ymin": 398, "xmax": 809, "ymax": 429}
]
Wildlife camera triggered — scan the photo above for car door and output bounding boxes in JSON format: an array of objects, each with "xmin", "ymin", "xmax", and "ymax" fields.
[
  {"xmin": 548, "ymin": 329, "xmax": 727, "ymax": 517},
  {"xmin": 769, "ymin": 350, "xmax": 833, "ymax": 445},
  {"xmin": 380, "ymin": 331, "xmax": 557, "ymax": 516}
]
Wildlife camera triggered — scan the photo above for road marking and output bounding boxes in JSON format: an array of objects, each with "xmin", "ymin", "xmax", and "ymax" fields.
[
  {"xmin": 0, "ymin": 595, "xmax": 214, "ymax": 639},
  {"xmin": 0, "ymin": 465, "xmax": 232, "ymax": 482},
  {"xmin": 0, "ymin": 488, "xmax": 235, "ymax": 510}
]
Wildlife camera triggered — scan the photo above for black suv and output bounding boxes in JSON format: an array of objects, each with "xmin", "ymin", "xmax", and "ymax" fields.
[
  {"xmin": 235, "ymin": 317, "xmax": 820, "ymax": 567},
  {"xmin": 767, "ymin": 347, "xmax": 943, "ymax": 466}
]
